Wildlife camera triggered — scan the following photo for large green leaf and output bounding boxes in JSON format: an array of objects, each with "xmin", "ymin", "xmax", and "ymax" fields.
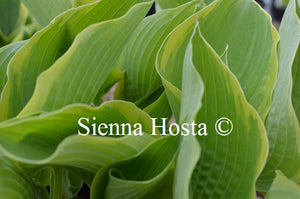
[
  {"xmin": 18, "ymin": 1, "xmax": 152, "ymax": 116},
  {"xmin": 265, "ymin": 171, "xmax": 300, "ymax": 199},
  {"xmin": 0, "ymin": 0, "xmax": 151, "ymax": 121},
  {"xmin": 0, "ymin": 0, "xmax": 28, "ymax": 42},
  {"xmin": 20, "ymin": 0, "xmax": 72, "ymax": 27},
  {"xmin": 91, "ymin": 136, "xmax": 178, "ymax": 199},
  {"xmin": 157, "ymin": 16, "xmax": 268, "ymax": 199},
  {"xmin": 119, "ymin": 1, "xmax": 197, "ymax": 102},
  {"xmin": 156, "ymin": 0, "xmax": 278, "ymax": 121},
  {"xmin": 0, "ymin": 157, "xmax": 45, "ymax": 199},
  {"xmin": 0, "ymin": 101, "xmax": 156, "ymax": 173},
  {"xmin": 257, "ymin": 0, "xmax": 300, "ymax": 191},
  {"xmin": 190, "ymin": 28, "xmax": 267, "ymax": 199},
  {"xmin": 0, "ymin": 40, "xmax": 25, "ymax": 94},
  {"xmin": 173, "ymin": 27, "xmax": 203, "ymax": 199},
  {"xmin": 196, "ymin": 0, "xmax": 279, "ymax": 119}
]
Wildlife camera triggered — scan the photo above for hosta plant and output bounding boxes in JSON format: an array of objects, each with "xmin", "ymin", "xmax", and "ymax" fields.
[{"xmin": 0, "ymin": 0, "xmax": 299, "ymax": 198}]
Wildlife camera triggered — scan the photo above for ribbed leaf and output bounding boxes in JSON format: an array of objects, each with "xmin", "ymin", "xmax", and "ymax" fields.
[
  {"xmin": 0, "ymin": 41, "xmax": 25, "ymax": 94},
  {"xmin": 257, "ymin": 0, "xmax": 300, "ymax": 191},
  {"xmin": 174, "ymin": 135, "xmax": 200, "ymax": 199},
  {"xmin": 0, "ymin": 0, "xmax": 28, "ymax": 41},
  {"xmin": 265, "ymin": 171, "xmax": 300, "ymax": 199},
  {"xmin": 196, "ymin": 0, "xmax": 279, "ymax": 119},
  {"xmin": 20, "ymin": 0, "xmax": 72, "ymax": 27},
  {"xmin": 190, "ymin": 27, "xmax": 267, "ymax": 199},
  {"xmin": 155, "ymin": 12, "xmax": 195, "ymax": 120},
  {"xmin": 119, "ymin": 1, "xmax": 197, "ymax": 102},
  {"xmin": 157, "ymin": 16, "xmax": 268, "ymax": 199},
  {"xmin": 0, "ymin": 101, "xmax": 155, "ymax": 173},
  {"xmin": 179, "ymin": 33, "xmax": 204, "ymax": 123},
  {"xmin": 0, "ymin": 157, "xmax": 43, "ymax": 199},
  {"xmin": 91, "ymin": 136, "xmax": 178, "ymax": 199},
  {"xmin": 174, "ymin": 28, "xmax": 203, "ymax": 199},
  {"xmin": 0, "ymin": 0, "xmax": 151, "ymax": 121},
  {"xmin": 18, "ymin": 2, "xmax": 152, "ymax": 116}
]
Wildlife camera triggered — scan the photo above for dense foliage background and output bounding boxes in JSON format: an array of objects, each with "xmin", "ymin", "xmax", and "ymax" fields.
[{"xmin": 0, "ymin": 0, "xmax": 299, "ymax": 198}]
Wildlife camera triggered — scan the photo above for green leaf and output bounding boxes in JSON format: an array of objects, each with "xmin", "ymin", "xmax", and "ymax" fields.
[
  {"xmin": 257, "ymin": 0, "xmax": 300, "ymax": 191},
  {"xmin": 143, "ymin": 91, "xmax": 172, "ymax": 120},
  {"xmin": 179, "ymin": 31, "xmax": 204, "ymax": 123},
  {"xmin": 18, "ymin": 1, "xmax": 152, "ymax": 116},
  {"xmin": 0, "ymin": 40, "xmax": 26, "ymax": 95},
  {"xmin": 0, "ymin": 0, "xmax": 28, "ymax": 41},
  {"xmin": 0, "ymin": 157, "xmax": 40, "ymax": 199},
  {"xmin": 49, "ymin": 167, "xmax": 64, "ymax": 199},
  {"xmin": 190, "ymin": 27, "xmax": 267, "ymax": 199},
  {"xmin": 119, "ymin": 1, "xmax": 197, "ymax": 102},
  {"xmin": 174, "ymin": 135, "xmax": 200, "ymax": 199},
  {"xmin": 73, "ymin": 0, "xmax": 98, "ymax": 7},
  {"xmin": 20, "ymin": 0, "xmax": 72, "ymax": 27},
  {"xmin": 156, "ymin": 14, "xmax": 194, "ymax": 121},
  {"xmin": 292, "ymin": 46, "xmax": 300, "ymax": 122},
  {"xmin": 91, "ymin": 136, "xmax": 178, "ymax": 199},
  {"xmin": 204, "ymin": 0, "xmax": 215, "ymax": 5},
  {"xmin": 157, "ymin": 16, "xmax": 268, "ymax": 199},
  {"xmin": 29, "ymin": 167, "xmax": 51, "ymax": 187},
  {"xmin": 11, "ymin": 19, "xmax": 41, "ymax": 43},
  {"xmin": 155, "ymin": 0, "xmax": 192, "ymax": 9},
  {"xmin": 0, "ymin": 101, "xmax": 156, "ymax": 173},
  {"xmin": 265, "ymin": 171, "xmax": 300, "ymax": 199},
  {"xmin": 93, "ymin": 68, "xmax": 124, "ymax": 106},
  {"xmin": 196, "ymin": 0, "xmax": 279, "ymax": 119},
  {"xmin": 62, "ymin": 170, "xmax": 83, "ymax": 199},
  {"xmin": 173, "ymin": 27, "xmax": 203, "ymax": 199},
  {"xmin": 0, "ymin": 0, "xmax": 151, "ymax": 121}
]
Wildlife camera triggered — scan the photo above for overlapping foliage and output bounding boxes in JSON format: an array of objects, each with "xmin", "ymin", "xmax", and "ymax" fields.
[{"xmin": 0, "ymin": 0, "xmax": 299, "ymax": 198}]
